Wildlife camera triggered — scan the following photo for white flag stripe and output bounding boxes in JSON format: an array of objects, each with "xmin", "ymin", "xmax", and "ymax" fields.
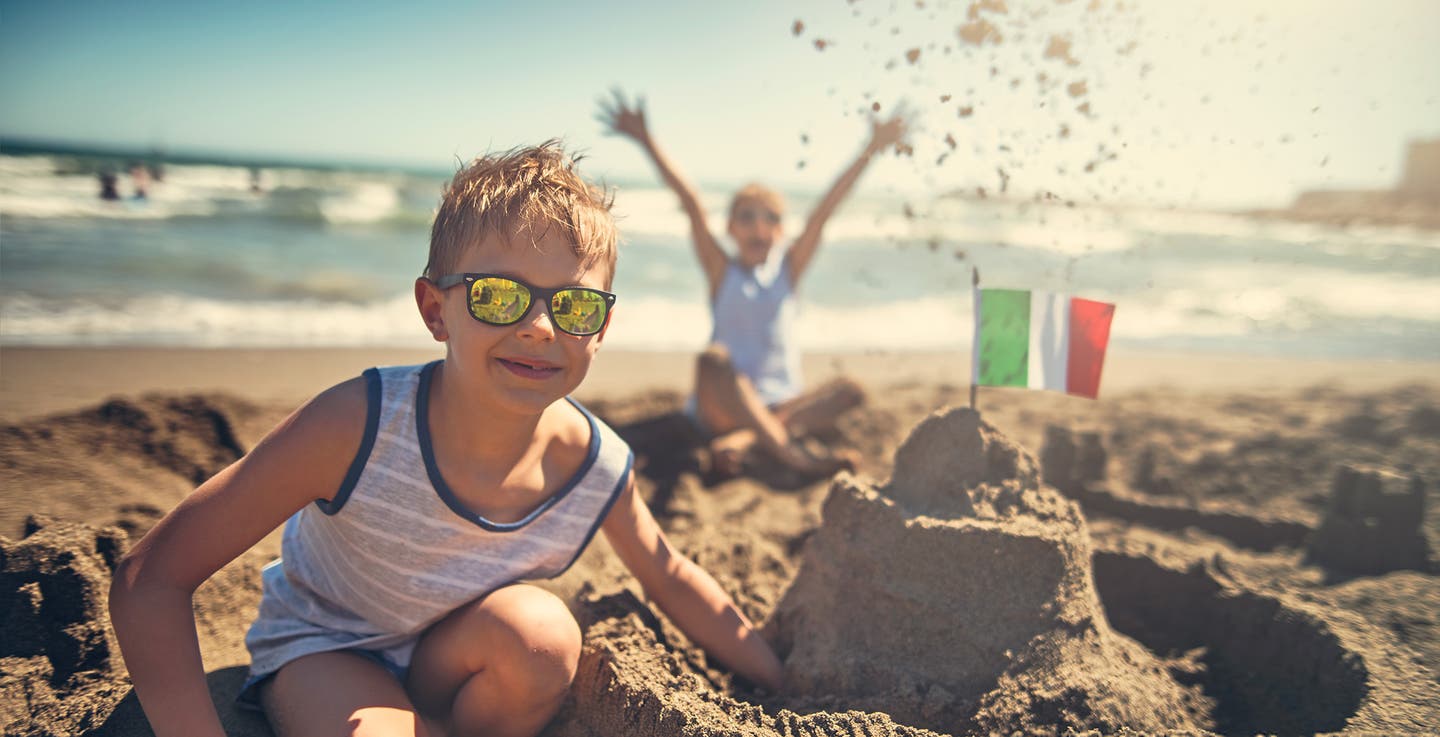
[
  {"xmin": 1028, "ymin": 291, "xmax": 1070, "ymax": 391},
  {"xmin": 971, "ymin": 285, "xmax": 982, "ymax": 386}
]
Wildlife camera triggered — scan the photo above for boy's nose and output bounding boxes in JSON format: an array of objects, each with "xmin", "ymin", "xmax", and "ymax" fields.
[{"xmin": 515, "ymin": 304, "xmax": 557, "ymax": 341}]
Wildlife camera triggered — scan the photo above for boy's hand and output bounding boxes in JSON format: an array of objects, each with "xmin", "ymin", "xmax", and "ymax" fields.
[
  {"xmin": 868, "ymin": 110, "xmax": 908, "ymax": 154},
  {"xmin": 596, "ymin": 88, "xmax": 650, "ymax": 143}
]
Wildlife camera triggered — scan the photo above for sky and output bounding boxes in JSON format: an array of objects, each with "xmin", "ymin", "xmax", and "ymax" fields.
[{"xmin": 2, "ymin": 0, "xmax": 1438, "ymax": 209}]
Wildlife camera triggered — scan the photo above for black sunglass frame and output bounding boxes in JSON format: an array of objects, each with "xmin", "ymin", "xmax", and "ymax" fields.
[{"xmin": 432, "ymin": 273, "xmax": 617, "ymax": 336}]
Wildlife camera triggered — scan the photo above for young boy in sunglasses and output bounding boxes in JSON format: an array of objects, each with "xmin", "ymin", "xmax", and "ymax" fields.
[
  {"xmin": 599, "ymin": 90, "xmax": 907, "ymax": 478},
  {"xmin": 108, "ymin": 142, "xmax": 784, "ymax": 737}
]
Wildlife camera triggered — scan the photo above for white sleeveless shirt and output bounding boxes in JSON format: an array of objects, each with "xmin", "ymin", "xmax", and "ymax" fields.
[
  {"xmin": 709, "ymin": 259, "xmax": 803, "ymax": 405},
  {"xmin": 244, "ymin": 361, "xmax": 632, "ymax": 682}
]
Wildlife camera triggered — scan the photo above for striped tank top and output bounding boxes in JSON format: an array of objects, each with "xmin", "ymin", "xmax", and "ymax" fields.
[{"xmin": 243, "ymin": 361, "xmax": 632, "ymax": 682}]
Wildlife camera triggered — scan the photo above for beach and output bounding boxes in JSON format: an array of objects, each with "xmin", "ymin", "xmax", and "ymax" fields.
[{"xmin": 3, "ymin": 346, "xmax": 1438, "ymax": 735}]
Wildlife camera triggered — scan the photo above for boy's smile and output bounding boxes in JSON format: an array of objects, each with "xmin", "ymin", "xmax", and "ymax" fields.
[{"xmin": 496, "ymin": 355, "xmax": 562, "ymax": 380}]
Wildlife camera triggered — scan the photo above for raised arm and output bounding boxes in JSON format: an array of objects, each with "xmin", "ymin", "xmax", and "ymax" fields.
[
  {"xmin": 601, "ymin": 476, "xmax": 785, "ymax": 692},
  {"xmin": 597, "ymin": 89, "xmax": 729, "ymax": 296},
  {"xmin": 108, "ymin": 379, "xmax": 369, "ymax": 737},
  {"xmin": 784, "ymin": 113, "xmax": 907, "ymax": 285}
]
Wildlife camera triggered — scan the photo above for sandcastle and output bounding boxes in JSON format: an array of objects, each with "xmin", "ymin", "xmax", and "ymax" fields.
[{"xmin": 768, "ymin": 407, "xmax": 1208, "ymax": 734}]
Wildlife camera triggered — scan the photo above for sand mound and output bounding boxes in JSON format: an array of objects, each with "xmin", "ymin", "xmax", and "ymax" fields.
[
  {"xmin": 769, "ymin": 407, "xmax": 1209, "ymax": 734},
  {"xmin": 1307, "ymin": 463, "xmax": 1431, "ymax": 574},
  {"xmin": 1, "ymin": 516, "xmax": 130, "ymax": 736},
  {"xmin": 567, "ymin": 590, "xmax": 938, "ymax": 737},
  {"xmin": 0, "ymin": 394, "xmax": 259, "ymax": 540}
]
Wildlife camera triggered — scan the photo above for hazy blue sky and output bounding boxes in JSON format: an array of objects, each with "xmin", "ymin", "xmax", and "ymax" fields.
[{"xmin": 2, "ymin": 0, "xmax": 1437, "ymax": 208}]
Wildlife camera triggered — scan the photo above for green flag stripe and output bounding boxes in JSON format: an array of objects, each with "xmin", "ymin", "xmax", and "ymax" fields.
[{"xmin": 977, "ymin": 289, "xmax": 1031, "ymax": 387}]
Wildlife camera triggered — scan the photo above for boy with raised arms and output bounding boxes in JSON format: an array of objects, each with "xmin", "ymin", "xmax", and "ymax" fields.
[
  {"xmin": 109, "ymin": 141, "xmax": 783, "ymax": 737},
  {"xmin": 598, "ymin": 90, "xmax": 906, "ymax": 478}
]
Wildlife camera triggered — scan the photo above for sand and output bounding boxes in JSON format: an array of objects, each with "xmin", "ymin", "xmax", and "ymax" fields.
[{"xmin": 2, "ymin": 347, "xmax": 1438, "ymax": 736}]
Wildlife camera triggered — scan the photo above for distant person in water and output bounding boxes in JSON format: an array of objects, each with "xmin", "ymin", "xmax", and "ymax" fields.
[
  {"xmin": 128, "ymin": 162, "xmax": 150, "ymax": 200},
  {"xmin": 98, "ymin": 170, "xmax": 121, "ymax": 201},
  {"xmin": 147, "ymin": 154, "xmax": 165, "ymax": 183},
  {"xmin": 598, "ymin": 89, "xmax": 906, "ymax": 478},
  {"xmin": 249, "ymin": 166, "xmax": 264, "ymax": 194}
]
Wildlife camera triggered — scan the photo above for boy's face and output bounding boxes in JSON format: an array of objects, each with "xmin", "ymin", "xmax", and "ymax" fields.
[
  {"xmin": 727, "ymin": 200, "xmax": 783, "ymax": 269},
  {"xmin": 419, "ymin": 227, "xmax": 611, "ymax": 416}
]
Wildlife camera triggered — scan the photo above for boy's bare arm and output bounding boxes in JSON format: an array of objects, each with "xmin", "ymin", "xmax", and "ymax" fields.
[
  {"xmin": 600, "ymin": 476, "xmax": 785, "ymax": 691},
  {"xmin": 597, "ymin": 89, "xmax": 728, "ymax": 296},
  {"xmin": 108, "ymin": 378, "xmax": 370, "ymax": 737},
  {"xmin": 785, "ymin": 114, "xmax": 907, "ymax": 285}
]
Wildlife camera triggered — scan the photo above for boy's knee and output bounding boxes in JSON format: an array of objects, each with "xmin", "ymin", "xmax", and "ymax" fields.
[
  {"xmin": 836, "ymin": 377, "xmax": 865, "ymax": 405},
  {"xmin": 697, "ymin": 344, "xmax": 732, "ymax": 374},
  {"xmin": 482, "ymin": 586, "xmax": 581, "ymax": 702}
]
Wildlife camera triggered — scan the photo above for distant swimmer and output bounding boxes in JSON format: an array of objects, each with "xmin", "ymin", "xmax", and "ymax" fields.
[
  {"xmin": 98, "ymin": 170, "xmax": 121, "ymax": 201},
  {"xmin": 249, "ymin": 166, "xmax": 263, "ymax": 194},
  {"xmin": 128, "ymin": 162, "xmax": 150, "ymax": 200}
]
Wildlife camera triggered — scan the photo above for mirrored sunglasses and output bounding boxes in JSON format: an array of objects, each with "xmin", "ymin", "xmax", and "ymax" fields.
[{"xmin": 432, "ymin": 273, "xmax": 616, "ymax": 337}]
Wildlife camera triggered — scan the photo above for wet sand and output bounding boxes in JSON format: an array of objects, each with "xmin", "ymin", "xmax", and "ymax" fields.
[{"xmin": 2, "ymin": 347, "xmax": 1437, "ymax": 735}]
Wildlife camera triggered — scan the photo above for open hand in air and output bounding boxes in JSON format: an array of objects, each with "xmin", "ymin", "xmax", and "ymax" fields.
[
  {"xmin": 595, "ymin": 88, "xmax": 650, "ymax": 143},
  {"xmin": 868, "ymin": 107, "xmax": 909, "ymax": 154}
]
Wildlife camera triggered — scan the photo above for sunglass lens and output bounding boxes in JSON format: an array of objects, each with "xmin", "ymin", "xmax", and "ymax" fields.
[
  {"xmin": 469, "ymin": 277, "xmax": 531, "ymax": 325},
  {"xmin": 551, "ymin": 289, "xmax": 609, "ymax": 335}
]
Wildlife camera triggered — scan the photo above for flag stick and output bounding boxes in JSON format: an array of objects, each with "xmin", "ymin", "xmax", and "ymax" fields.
[{"xmin": 969, "ymin": 266, "xmax": 980, "ymax": 411}]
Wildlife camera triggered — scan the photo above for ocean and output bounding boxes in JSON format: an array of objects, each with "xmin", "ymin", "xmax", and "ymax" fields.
[{"xmin": 2, "ymin": 148, "xmax": 1438, "ymax": 359}]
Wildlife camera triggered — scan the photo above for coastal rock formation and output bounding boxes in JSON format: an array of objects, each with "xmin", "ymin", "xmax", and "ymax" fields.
[{"xmin": 770, "ymin": 407, "xmax": 1209, "ymax": 734}]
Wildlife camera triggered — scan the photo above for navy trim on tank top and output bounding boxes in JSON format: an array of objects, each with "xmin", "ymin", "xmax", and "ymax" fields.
[
  {"xmin": 549, "ymin": 449, "xmax": 633, "ymax": 578},
  {"xmin": 416, "ymin": 360, "xmax": 602, "ymax": 532},
  {"xmin": 316, "ymin": 367, "xmax": 383, "ymax": 515}
]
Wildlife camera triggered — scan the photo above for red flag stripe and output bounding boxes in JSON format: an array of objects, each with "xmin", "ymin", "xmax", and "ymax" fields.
[{"xmin": 1065, "ymin": 297, "xmax": 1114, "ymax": 399}]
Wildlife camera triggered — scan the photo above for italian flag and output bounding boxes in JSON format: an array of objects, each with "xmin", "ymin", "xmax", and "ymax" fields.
[{"xmin": 972, "ymin": 289, "xmax": 1116, "ymax": 399}]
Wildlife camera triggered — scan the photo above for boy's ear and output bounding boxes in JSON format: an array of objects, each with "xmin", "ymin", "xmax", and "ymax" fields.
[{"xmin": 414, "ymin": 278, "xmax": 449, "ymax": 342}]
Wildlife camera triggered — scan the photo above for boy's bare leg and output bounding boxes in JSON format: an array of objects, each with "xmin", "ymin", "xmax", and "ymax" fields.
[
  {"xmin": 694, "ymin": 345, "xmax": 846, "ymax": 476},
  {"xmin": 261, "ymin": 650, "xmax": 438, "ymax": 737},
  {"xmin": 773, "ymin": 377, "xmax": 866, "ymax": 437},
  {"xmin": 406, "ymin": 584, "xmax": 582, "ymax": 737}
]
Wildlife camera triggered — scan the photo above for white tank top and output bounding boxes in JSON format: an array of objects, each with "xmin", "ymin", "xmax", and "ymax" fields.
[
  {"xmin": 244, "ymin": 361, "xmax": 632, "ymax": 680},
  {"xmin": 709, "ymin": 259, "xmax": 803, "ymax": 405}
]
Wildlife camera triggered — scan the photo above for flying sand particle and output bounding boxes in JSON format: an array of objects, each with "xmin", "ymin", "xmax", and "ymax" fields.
[
  {"xmin": 793, "ymin": 19, "xmax": 804, "ymax": 36},
  {"xmin": 814, "ymin": 38, "xmax": 830, "ymax": 51},
  {"xmin": 957, "ymin": 18, "xmax": 1002, "ymax": 46},
  {"xmin": 1044, "ymin": 35, "xmax": 1080, "ymax": 66}
]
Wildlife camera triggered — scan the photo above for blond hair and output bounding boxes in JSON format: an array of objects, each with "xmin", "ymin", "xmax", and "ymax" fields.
[
  {"xmin": 728, "ymin": 182, "xmax": 786, "ymax": 222},
  {"xmin": 426, "ymin": 140, "xmax": 618, "ymax": 286}
]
